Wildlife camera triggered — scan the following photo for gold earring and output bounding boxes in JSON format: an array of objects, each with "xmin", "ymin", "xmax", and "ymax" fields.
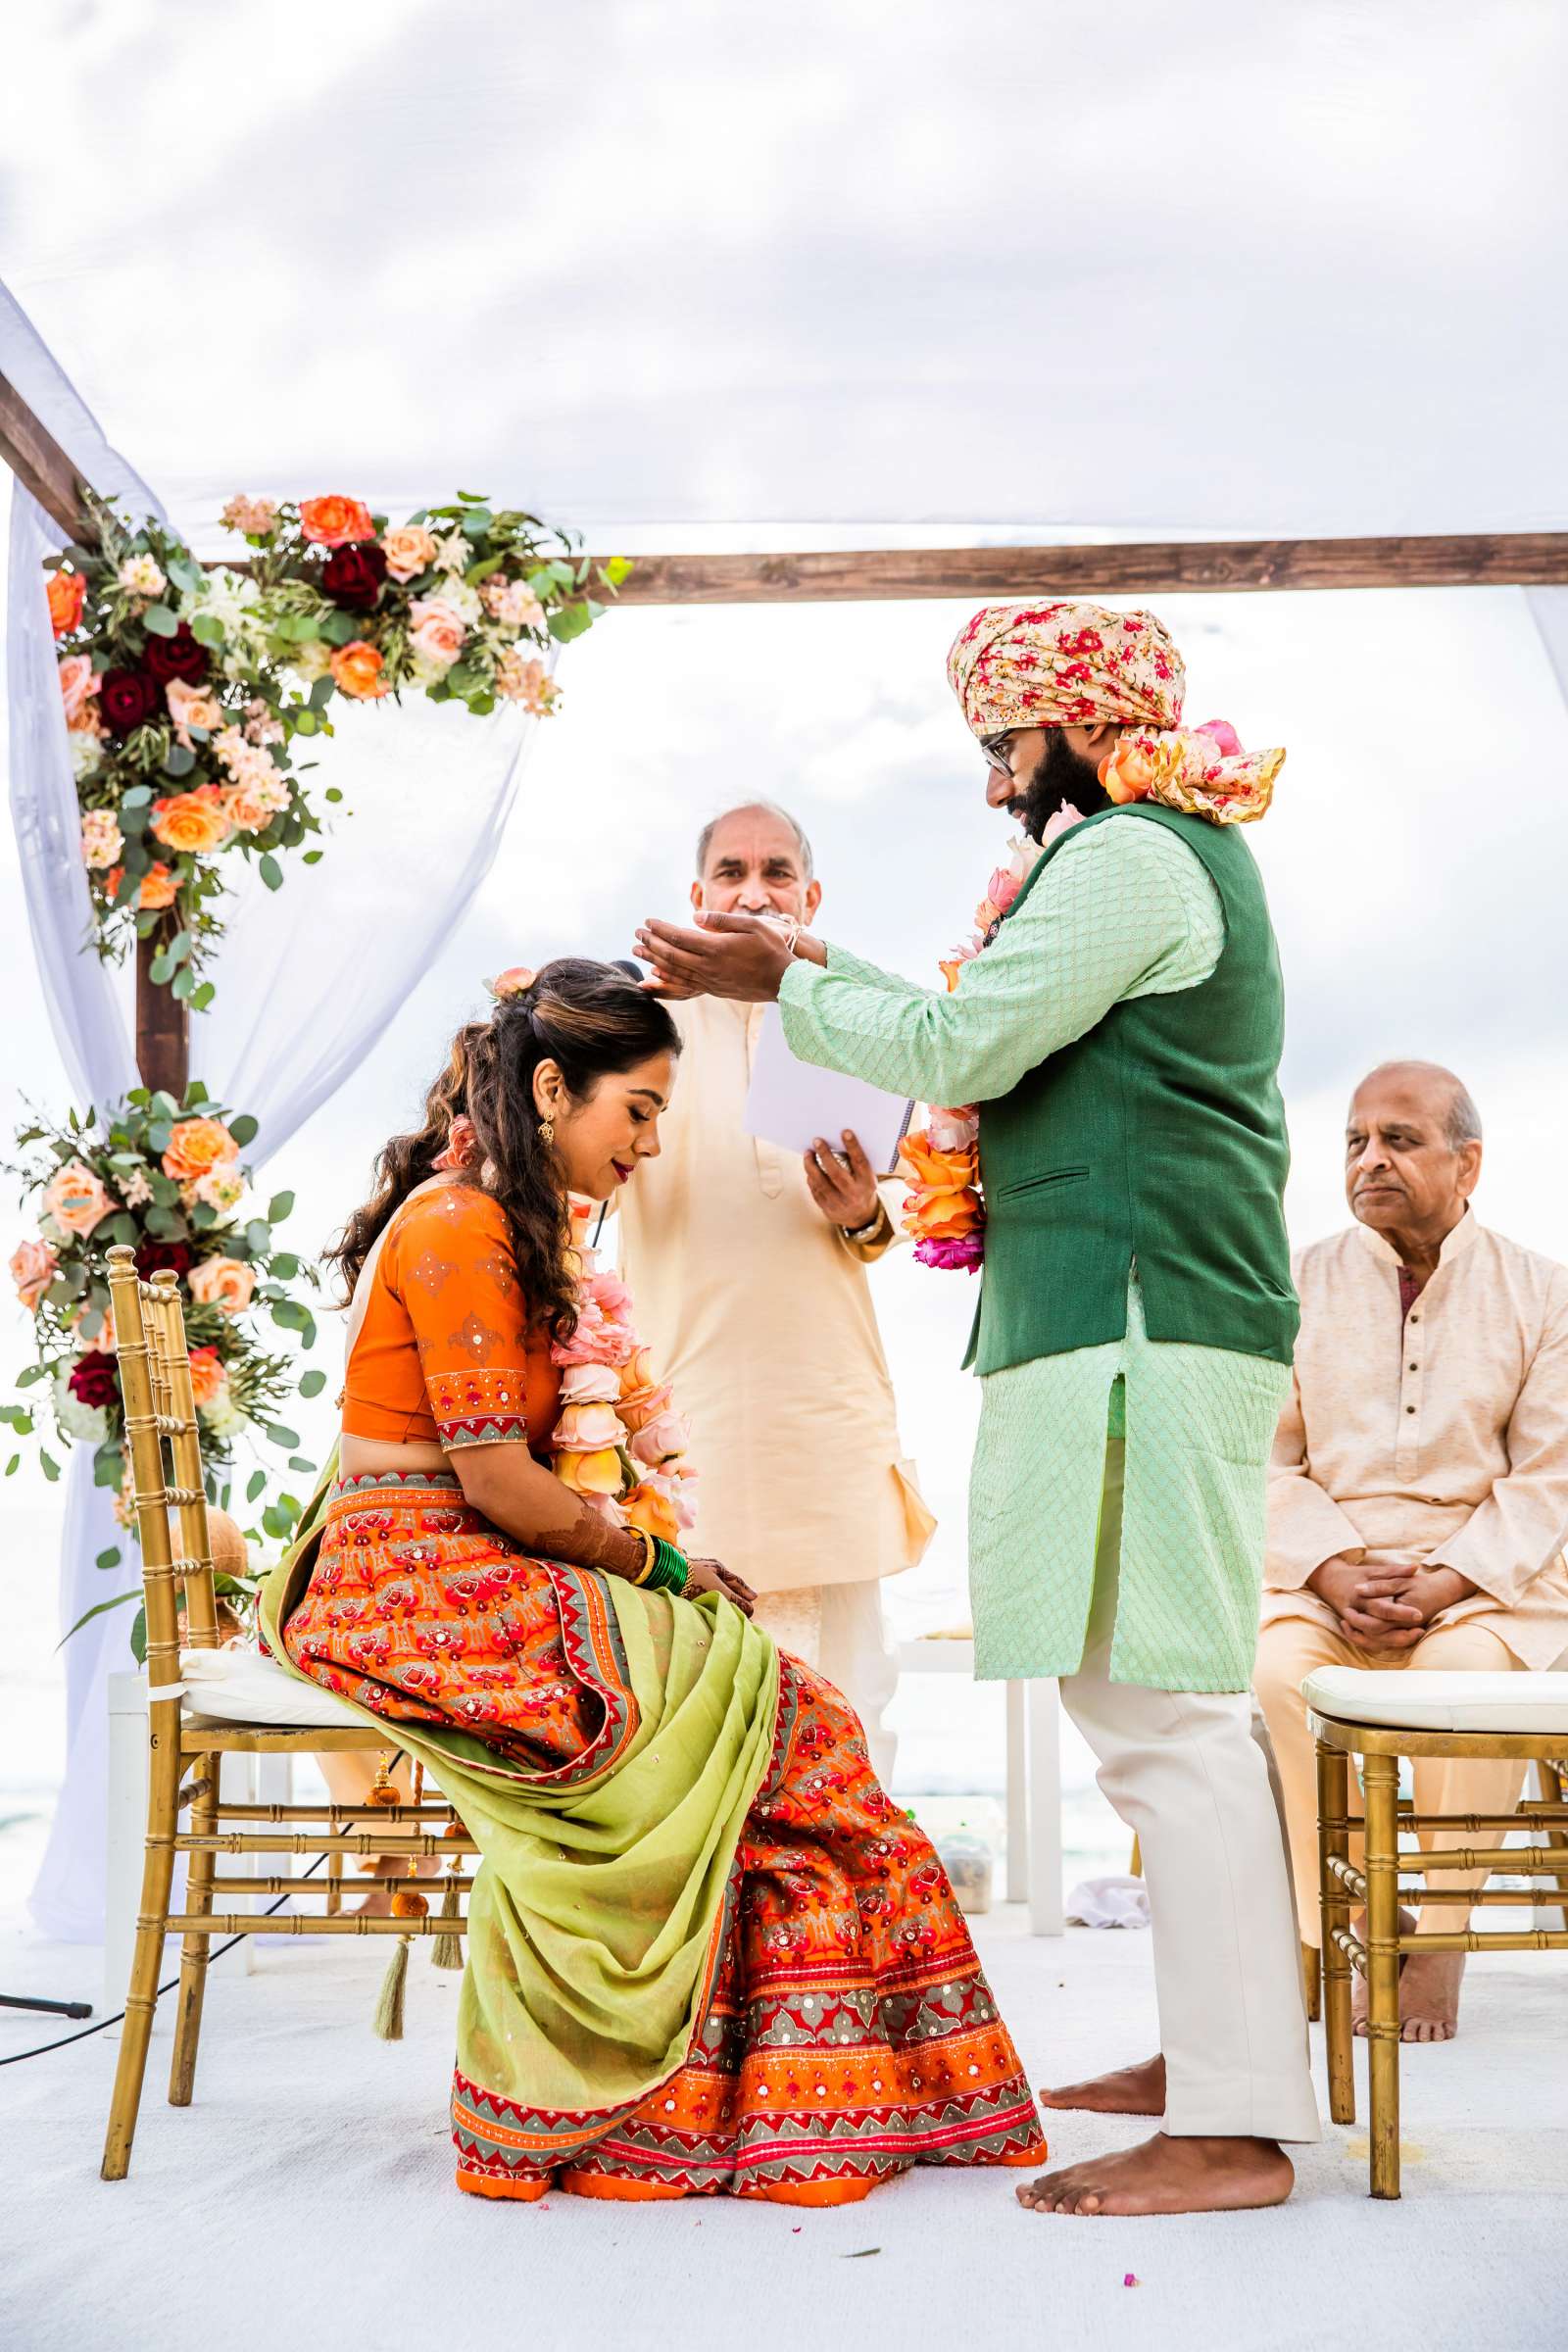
[{"xmin": 539, "ymin": 1116, "xmax": 556, "ymax": 1147}]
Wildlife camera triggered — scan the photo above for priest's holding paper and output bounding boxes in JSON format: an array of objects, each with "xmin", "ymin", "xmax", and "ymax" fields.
[{"xmin": 615, "ymin": 801, "xmax": 934, "ymax": 1775}]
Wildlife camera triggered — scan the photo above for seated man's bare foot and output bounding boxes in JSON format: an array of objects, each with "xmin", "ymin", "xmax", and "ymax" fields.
[
  {"xmin": 1396, "ymin": 1948, "xmax": 1465, "ymax": 2042},
  {"xmin": 1038, "ymin": 2054, "xmax": 1166, "ymax": 2117},
  {"xmin": 1017, "ymin": 2132, "xmax": 1293, "ymax": 2217}
]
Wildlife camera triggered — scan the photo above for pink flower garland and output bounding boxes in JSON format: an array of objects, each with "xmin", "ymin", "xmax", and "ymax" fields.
[{"xmin": 548, "ymin": 1203, "xmax": 698, "ymax": 1544}]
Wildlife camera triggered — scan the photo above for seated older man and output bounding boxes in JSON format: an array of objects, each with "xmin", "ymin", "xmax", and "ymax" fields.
[{"xmin": 1255, "ymin": 1060, "xmax": 1568, "ymax": 2041}]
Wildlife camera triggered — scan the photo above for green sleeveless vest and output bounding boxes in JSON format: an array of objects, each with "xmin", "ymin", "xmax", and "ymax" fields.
[{"xmin": 964, "ymin": 804, "xmax": 1298, "ymax": 1375}]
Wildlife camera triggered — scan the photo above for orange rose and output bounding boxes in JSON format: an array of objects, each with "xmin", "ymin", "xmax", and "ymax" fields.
[
  {"xmin": 1102, "ymin": 735, "xmax": 1160, "ymax": 806},
  {"xmin": 162, "ymin": 1117, "xmax": 240, "ymax": 1189},
  {"xmin": 186, "ymin": 1256, "xmax": 255, "ymax": 1315},
  {"xmin": 329, "ymin": 639, "xmax": 388, "ymax": 699},
  {"xmin": 186, "ymin": 1346, "xmax": 226, "ymax": 1407},
  {"xmin": 299, "ymin": 494, "xmax": 376, "ymax": 546},
  {"xmin": 150, "ymin": 785, "xmax": 233, "ymax": 856},
  {"xmin": 623, "ymin": 1482, "xmax": 681, "ymax": 1544},
  {"xmin": 48, "ymin": 570, "xmax": 86, "ymax": 638}
]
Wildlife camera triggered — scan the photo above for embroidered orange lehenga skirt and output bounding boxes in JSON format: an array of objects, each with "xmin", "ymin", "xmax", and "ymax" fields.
[{"xmin": 281, "ymin": 1473, "xmax": 1046, "ymax": 2202}]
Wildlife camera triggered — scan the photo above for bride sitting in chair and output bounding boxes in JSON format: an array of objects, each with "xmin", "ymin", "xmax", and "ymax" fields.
[{"xmin": 264, "ymin": 956, "xmax": 1043, "ymax": 2206}]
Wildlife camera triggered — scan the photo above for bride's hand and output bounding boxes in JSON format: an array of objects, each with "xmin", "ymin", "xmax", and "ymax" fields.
[{"xmin": 683, "ymin": 1556, "xmax": 758, "ymax": 1616}]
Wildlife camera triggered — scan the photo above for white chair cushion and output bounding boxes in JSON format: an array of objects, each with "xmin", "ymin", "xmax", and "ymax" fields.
[
  {"xmin": 1303, "ymin": 1666, "xmax": 1568, "ymax": 1736},
  {"xmin": 177, "ymin": 1645, "xmax": 368, "ymax": 1730}
]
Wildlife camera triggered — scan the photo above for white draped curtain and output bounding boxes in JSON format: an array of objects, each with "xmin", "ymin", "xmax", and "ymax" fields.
[{"xmin": 5, "ymin": 294, "xmax": 542, "ymax": 1936}]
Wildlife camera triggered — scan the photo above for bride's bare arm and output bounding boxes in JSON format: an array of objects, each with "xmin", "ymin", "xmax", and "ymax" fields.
[{"xmin": 452, "ymin": 1444, "xmax": 756, "ymax": 1612}]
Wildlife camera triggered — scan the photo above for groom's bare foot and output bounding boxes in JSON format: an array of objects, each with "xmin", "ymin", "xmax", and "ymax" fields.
[
  {"xmin": 1038, "ymin": 2053, "xmax": 1166, "ymax": 2117},
  {"xmin": 1017, "ymin": 2132, "xmax": 1294, "ymax": 2217}
]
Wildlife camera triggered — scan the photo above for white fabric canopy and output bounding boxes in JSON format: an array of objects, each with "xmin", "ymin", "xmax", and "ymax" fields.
[{"xmin": 1, "ymin": 2, "xmax": 1564, "ymax": 540}]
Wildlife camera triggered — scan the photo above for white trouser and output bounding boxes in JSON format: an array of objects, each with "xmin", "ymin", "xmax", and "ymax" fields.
[
  {"xmin": 1058, "ymin": 1443, "xmax": 1320, "ymax": 2142},
  {"xmin": 752, "ymin": 1581, "xmax": 899, "ymax": 1787}
]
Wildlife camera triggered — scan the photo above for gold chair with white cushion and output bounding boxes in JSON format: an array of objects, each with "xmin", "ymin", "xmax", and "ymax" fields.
[
  {"xmin": 1308, "ymin": 1664, "xmax": 1568, "ymax": 2198},
  {"xmin": 100, "ymin": 1246, "xmax": 475, "ymax": 2181}
]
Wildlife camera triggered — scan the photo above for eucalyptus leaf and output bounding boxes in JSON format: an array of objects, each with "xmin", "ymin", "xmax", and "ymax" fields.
[
  {"xmin": 298, "ymin": 1370, "xmax": 327, "ymax": 1398},
  {"xmin": 96, "ymin": 1544, "xmax": 122, "ymax": 1571},
  {"xmin": 259, "ymin": 855, "xmax": 284, "ymax": 891},
  {"xmin": 246, "ymin": 1469, "xmax": 267, "ymax": 1504},
  {"xmin": 190, "ymin": 612, "xmax": 226, "ymax": 648},
  {"xmin": 246, "ymin": 1219, "xmax": 272, "ymax": 1257},
  {"xmin": 142, "ymin": 603, "xmax": 178, "ymax": 637},
  {"xmin": 40, "ymin": 1451, "xmax": 61, "ymax": 1483},
  {"xmin": 268, "ymin": 1192, "xmax": 295, "ymax": 1223},
  {"xmin": 229, "ymin": 1114, "xmax": 259, "ymax": 1148},
  {"xmin": 162, "ymin": 743, "xmax": 195, "ymax": 779}
]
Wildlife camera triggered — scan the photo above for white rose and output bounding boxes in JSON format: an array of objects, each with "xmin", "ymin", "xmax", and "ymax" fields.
[
  {"xmin": 437, "ymin": 574, "xmax": 483, "ymax": 626},
  {"xmin": 199, "ymin": 1389, "xmax": 247, "ymax": 1439},
  {"xmin": 53, "ymin": 1369, "xmax": 109, "ymax": 1445},
  {"xmin": 288, "ymin": 640, "xmax": 334, "ymax": 685},
  {"xmin": 70, "ymin": 732, "xmax": 105, "ymax": 781}
]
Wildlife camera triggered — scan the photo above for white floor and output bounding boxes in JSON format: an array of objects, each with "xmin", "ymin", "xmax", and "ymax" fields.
[{"xmin": 4, "ymin": 1902, "xmax": 1566, "ymax": 2352}]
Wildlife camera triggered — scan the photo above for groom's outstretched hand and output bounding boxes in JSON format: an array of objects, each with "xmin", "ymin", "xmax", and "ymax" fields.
[{"xmin": 634, "ymin": 910, "xmax": 823, "ymax": 1002}]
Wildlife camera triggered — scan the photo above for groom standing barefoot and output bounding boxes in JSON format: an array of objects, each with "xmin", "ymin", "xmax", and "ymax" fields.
[{"xmin": 637, "ymin": 601, "xmax": 1320, "ymax": 2217}]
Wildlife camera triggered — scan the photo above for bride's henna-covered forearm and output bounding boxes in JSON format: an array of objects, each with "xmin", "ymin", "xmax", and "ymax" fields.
[{"xmin": 453, "ymin": 1446, "xmax": 650, "ymax": 1582}]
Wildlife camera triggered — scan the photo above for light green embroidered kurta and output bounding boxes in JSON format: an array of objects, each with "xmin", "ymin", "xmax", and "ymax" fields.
[{"xmin": 778, "ymin": 818, "xmax": 1292, "ymax": 1692}]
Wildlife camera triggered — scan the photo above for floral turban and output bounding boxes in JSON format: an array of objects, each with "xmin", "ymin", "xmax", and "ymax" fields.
[{"xmin": 946, "ymin": 599, "xmax": 1283, "ymax": 826}]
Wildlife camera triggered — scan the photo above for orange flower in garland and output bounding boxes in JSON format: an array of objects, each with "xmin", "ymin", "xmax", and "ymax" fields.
[
  {"xmin": 329, "ymin": 638, "xmax": 388, "ymax": 699},
  {"xmin": 47, "ymin": 569, "xmax": 86, "ymax": 638},
  {"xmin": 298, "ymin": 494, "xmax": 376, "ymax": 546}
]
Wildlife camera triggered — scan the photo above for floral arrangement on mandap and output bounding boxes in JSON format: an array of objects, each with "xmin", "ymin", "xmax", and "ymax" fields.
[
  {"xmin": 548, "ymin": 1201, "xmax": 698, "ymax": 1543},
  {"xmin": 5, "ymin": 1087, "xmax": 326, "ymax": 1644},
  {"xmin": 48, "ymin": 490, "xmax": 626, "ymax": 996}
]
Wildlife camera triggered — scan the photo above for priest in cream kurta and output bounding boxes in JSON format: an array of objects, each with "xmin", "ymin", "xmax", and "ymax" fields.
[{"xmin": 616, "ymin": 807, "xmax": 933, "ymax": 1779}]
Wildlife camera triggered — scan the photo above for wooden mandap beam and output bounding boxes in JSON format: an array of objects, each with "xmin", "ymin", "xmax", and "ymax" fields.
[
  {"xmin": 0, "ymin": 370, "xmax": 89, "ymax": 541},
  {"xmin": 593, "ymin": 532, "xmax": 1568, "ymax": 605}
]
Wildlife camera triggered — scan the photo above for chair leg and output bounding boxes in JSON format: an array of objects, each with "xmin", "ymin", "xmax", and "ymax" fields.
[
  {"xmin": 101, "ymin": 1715, "xmax": 181, "ymax": 2180},
  {"xmin": 1317, "ymin": 1740, "xmax": 1354, "ymax": 2126},
  {"xmin": 1362, "ymin": 1753, "xmax": 1402, "ymax": 2198},
  {"xmin": 1301, "ymin": 1941, "xmax": 1322, "ymax": 2024},
  {"xmin": 169, "ymin": 1753, "xmax": 219, "ymax": 2107}
]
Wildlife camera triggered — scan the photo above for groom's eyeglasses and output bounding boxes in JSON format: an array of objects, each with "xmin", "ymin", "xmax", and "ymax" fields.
[{"xmin": 981, "ymin": 731, "xmax": 1017, "ymax": 779}]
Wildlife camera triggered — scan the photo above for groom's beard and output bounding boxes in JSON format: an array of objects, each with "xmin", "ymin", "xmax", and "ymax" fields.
[{"xmin": 1012, "ymin": 729, "xmax": 1113, "ymax": 841}]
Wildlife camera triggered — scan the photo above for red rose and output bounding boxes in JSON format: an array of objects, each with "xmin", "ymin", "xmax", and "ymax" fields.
[
  {"xmin": 134, "ymin": 1239, "xmax": 195, "ymax": 1282},
  {"xmin": 68, "ymin": 1350, "xmax": 121, "ymax": 1412},
  {"xmin": 99, "ymin": 667, "xmax": 163, "ymax": 736},
  {"xmin": 321, "ymin": 541, "xmax": 389, "ymax": 613},
  {"xmin": 143, "ymin": 624, "xmax": 210, "ymax": 687}
]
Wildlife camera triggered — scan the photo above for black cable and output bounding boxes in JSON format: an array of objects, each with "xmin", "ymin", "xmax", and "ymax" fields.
[
  {"xmin": 0, "ymin": 1852, "xmax": 331, "ymax": 2066},
  {"xmin": 2, "ymin": 1744, "xmax": 411, "ymax": 2066}
]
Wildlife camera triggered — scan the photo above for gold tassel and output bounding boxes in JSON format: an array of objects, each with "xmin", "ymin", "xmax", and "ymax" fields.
[
  {"xmin": 431, "ymin": 1815, "xmax": 466, "ymax": 1971},
  {"xmin": 373, "ymin": 1887, "xmax": 429, "ymax": 2040},
  {"xmin": 373, "ymin": 1936, "xmax": 411, "ymax": 2040},
  {"xmin": 430, "ymin": 1870, "xmax": 464, "ymax": 1971}
]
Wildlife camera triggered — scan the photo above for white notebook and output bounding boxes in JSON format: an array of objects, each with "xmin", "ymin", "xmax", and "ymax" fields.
[{"xmin": 743, "ymin": 1004, "xmax": 913, "ymax": 1176}]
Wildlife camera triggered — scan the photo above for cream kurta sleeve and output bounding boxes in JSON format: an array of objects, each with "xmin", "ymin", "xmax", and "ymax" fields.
[
  {"xmin": 1266, "ymin": 1360, "xmax": 1371, "ymax": 1587},
  {"xmin": 1429, "ymin": 1273, "xmax": 1568, "ymax": 1608},
  {"xmin": 778, "ymin": 818, "xmax": 1223, "ymax": 1108}
]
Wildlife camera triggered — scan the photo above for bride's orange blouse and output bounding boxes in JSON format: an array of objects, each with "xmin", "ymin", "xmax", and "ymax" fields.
[{"xmin": 341, "ymin": 1182, "xmax": 561, "ymax": 1459}]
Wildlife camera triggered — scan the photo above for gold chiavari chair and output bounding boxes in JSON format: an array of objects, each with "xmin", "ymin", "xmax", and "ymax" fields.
[
  {"xmin": 100, "ymin": 1244, "xmax": 476, "ymax": 2182},
  {"xmin": 1309, "ymin": 1665, "xmax": 1568, "ymax": 2199}
]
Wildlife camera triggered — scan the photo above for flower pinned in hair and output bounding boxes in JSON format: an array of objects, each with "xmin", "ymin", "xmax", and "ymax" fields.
[{"xmin": 487, "ymin": 966, "xmax": 537, "ymax": 1001}]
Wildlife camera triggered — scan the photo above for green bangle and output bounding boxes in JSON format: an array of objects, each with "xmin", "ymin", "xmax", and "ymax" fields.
[{"xmin": 650, "ymin": 1537, "xmax": 690, "ymax": 1595}]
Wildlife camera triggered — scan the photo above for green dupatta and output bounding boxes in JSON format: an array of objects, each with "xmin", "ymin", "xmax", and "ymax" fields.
[{"xmin": 258, "ymin": 1454, "xmax": 780, "ymax": 2121}]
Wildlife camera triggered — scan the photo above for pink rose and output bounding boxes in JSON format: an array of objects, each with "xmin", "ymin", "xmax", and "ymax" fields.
[
  {"xmin": 58, "ymin": 655, "xmax": 102, "ymax": 734},
  {"xmin": 560, "ymin": 1363, "xmax": 622, "ymax": 1407},
  {"xmin": 11, "ymin": 1237, "xmax": 59, "ymax": 1311},
  {"xmin": 1194, "ymin": 718, "xmax": 1244, "ymax": 759},
  {"xmin": 380, "ymin": 525, "xmax": 439, "ymax": 584},
  {"xmin": 552, "ymin": 1399, "xmax": 625, "ymax": 1452},
  {"xmin": 584, "ymin": 1267, "xmax": 632, "ymax": 1321},
  {"xmin": 407, "ymin": 597, "xmax": 467, "ymax": 669},
  {"xmin": 42, "ymin": 1159, "xmax": 116, "ymax": 1238},
  {"xmin": 629, "ymin": 1408, "xmax": 688, "ymax": 1470}
]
